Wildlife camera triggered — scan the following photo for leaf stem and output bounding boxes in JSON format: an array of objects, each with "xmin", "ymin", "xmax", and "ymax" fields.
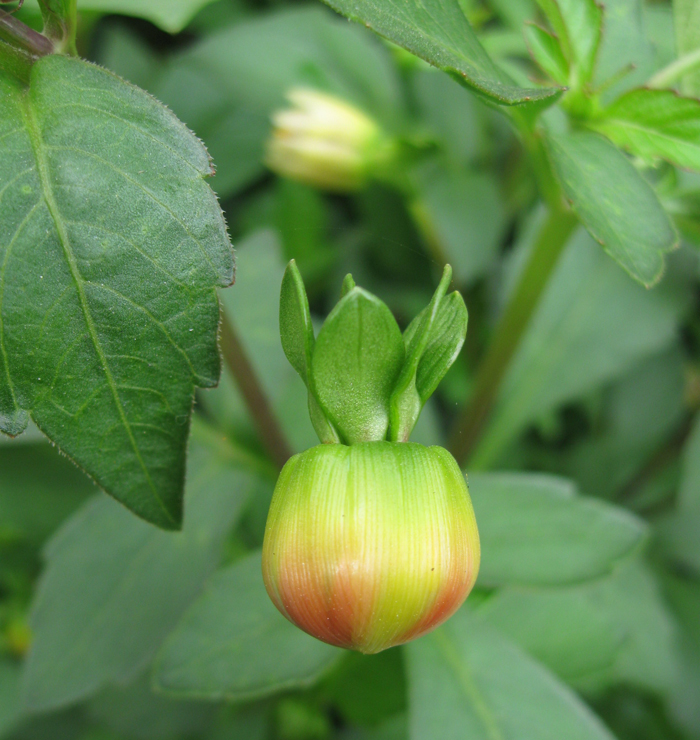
[
  {"xmin": 448, "ymin": 206, "xmax": 577, "ymax": 466},
  {"xmin": 0, "ymin": 10, "xmax": 52, "ymax": 56},
  {"xmin": 219, "ymin": 311, "xmax": 293, "ymax": 471},
  {"xmin": 648, "ymin": 48, "xmax": 700, "ymax": 90}
]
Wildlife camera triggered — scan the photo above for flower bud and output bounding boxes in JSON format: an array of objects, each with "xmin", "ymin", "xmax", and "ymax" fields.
[
  {"xmin": 265, "ymin": 88, "xmax": 393, "ymax": 192},
  {"xmin": 262, "ymin": 441, "xmax": 480, "ymax": 654}
]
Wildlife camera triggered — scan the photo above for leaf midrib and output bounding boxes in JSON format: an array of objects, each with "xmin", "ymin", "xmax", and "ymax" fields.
[{"xmin": 19, "ymin": 90, "xmax": 175, "ymax": 527}]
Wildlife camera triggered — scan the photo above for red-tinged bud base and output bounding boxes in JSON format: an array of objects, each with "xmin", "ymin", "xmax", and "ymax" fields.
[{"xmin": 262, "ymin": 442, "xmax": 480, "ymax": 654}]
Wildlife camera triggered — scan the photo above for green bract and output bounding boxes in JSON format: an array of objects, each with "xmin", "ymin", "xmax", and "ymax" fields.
[{"xmin": 279, "ymin": 261, "xmax": 468, "ymax": 445}]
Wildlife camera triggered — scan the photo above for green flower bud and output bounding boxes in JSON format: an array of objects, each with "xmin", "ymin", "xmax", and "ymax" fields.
[
  {"xmin": 263, "ymin": 442, "xmax": 479, "ymax": 654},
  {"xmin": 265, "ymin": 88, "xmax": 394, "ymax": 192},
  {"xmin": 263, "ymin": 263, "xmax": 478, "ymax": 653}
]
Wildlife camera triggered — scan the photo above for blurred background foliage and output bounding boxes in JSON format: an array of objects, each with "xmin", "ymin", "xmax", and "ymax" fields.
[{"xmin": 2, "ymin": 0, "xmax": 700, "ymax": 739}]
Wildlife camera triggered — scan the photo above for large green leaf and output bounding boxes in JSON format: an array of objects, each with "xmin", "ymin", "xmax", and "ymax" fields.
[
  {"xmin": 547, "ymin": 131, "xmax": 677, "ymax": 286},
  {"xmin": 320, "ymin": 0, "xmax": 559, "ymax": 106},
  {"xmin": 469, "ymin": 472, "xmax": 647, "ymax": 587},
  {"xmin": 473, "ymin": 223, "xmax": 688, "ymax": 468},
  {"xmin": 23, "ymin": 423, "xmax": 257, "ymax": 712},
  {"xmin": 153, "ymin": 551, "xmax": 342, "ymax": 701},
  {"xmin": 592, "ymin": 89, "xmax": 700, "ymax": 172},
  {"xmin": 478, "ymin": 560, "xmax": 680, "ymax": 693},
  {"xmin": 0, "ymin": 56, "xmax": 233, "ymax": 529},
  {"xmin": 407, "ymin": 610, "xmax": 615, "ymax": 740},
  {"xmin": 0, "ymin": 441, "xmax": 96, "ymax": 546}
]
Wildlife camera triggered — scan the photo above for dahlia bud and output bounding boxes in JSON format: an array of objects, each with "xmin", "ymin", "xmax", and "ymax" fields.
[
  {"xmin": 263, "ymin": 262, "xmax": 479, "ymax": 653},
  {"xmin": 265, "ymin": 88, "xmax": 395, "ymax": 192}
]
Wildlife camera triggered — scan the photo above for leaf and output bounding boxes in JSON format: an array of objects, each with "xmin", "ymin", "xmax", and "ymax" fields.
[
  {"xmin": 411, "ymin": 160, "xmax": 506, "ymax": 285},
  {"xmin": 153, "ymin": 551, "xmax": 342, "ymax": 701},
  {"xmin": 674, "ymin": 0, "xmax": 700, "ymax": 96},
  {"xmin": 87, "ymin": 672, "xmax": 214, "ymax": 740},
  {"xmin": 548, "ymin": 131, "xmax": 677, "ymax": 286},
  {"xmin": 591, "ymin": 89, "xmax": 700, "ymax": 172},
  {"xmin": 0, "ymin": 440, "xmax": 96, "ymax": 546},
  {"xmin": 473, "ymin": 223, "xmax": 689, "ymax": 468},
  {"xmin": 679, "ymin": 414, "xmax": 700, "ymax": 511},
  {"xmin": 23, "ymin": 0, "xmax": 221, "ymax": 33},
  {"xmin": 524, "ymin": 23, "xmax": 569, "ymax": 85},
  {"xmin": 535, "ymin": 0, "xmax": 602, "ymax": 85},
  {"xmin": 468, "ymin": 472, "xmax": 647, "ymax": 586},
  {"xmin": 311, "ymin": 288, "xmax": 404, "ymax": 443},
  {"xmin": 389, "ymin": 265, "xmax": 455, "ymax": 442},
  {"xmin": 278, "ymin": 259, "xmax": 339, "ymax": 445},
  {"xmin": 0, "ymin": 661, "xmax": 22, "ymax": 737},
  {"xmin": 23, "ymin": 422, "xmax": 257, "ymax": 712},
  {"xmin": 476, "ymin": 559, "xmax": 679, "ymax": 694},
  {"xmin": 0, "ymin": 56, "xmax": 233, "ymax": 529},
  {"xmin": 279, "ymin": 261, "xmax": 314, "ymax": 385},
  {"xmin": 406, "ymin": 609, "xmax": 615, "ymax": 740},
  {"xmin": 319, "ymin": 0, "xmax": 559, "ymax": 106}
]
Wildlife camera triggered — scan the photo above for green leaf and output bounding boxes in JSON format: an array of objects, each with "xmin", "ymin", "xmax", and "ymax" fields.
[
  {"xmin": 0, "ymin": 661, "xmax": 22, "ymax": 737},
  {"xmin": 23, "ymin": 0, "xmax": 221, "ymax": 33},
  {"xmin": 87, "ymin": 672, "xmax": 213, "ymax": 740},
  {"xmin": 674, "ymin": 0, "xmax": 700, "ymax": 96},
  {"xmin": 341, "ymin": 274, "xmax": 356, "ymax": 298},
  {"xmin": 311, "ymin": 288, "xmax": 404, "ymax": 444},
  {"xmin": 547, "ymin": 131, "xmax": 678, "ymax": 287},
  {"xmin": 153, "ymin": 551, "xmax": 342, "ymax": 701},
  {"xmin": 411, "ymin": 161, "xmax": 506, "ymax": 285},
  {"xmin": 23, "ymin": 423, "xmax": 256, "ymax": 712},
  {"xmin": 279, "ymin": 259, "xmax": 339, "ymax": 445},
  {"xmin": 0, "ymin": 56, "xmax": 233, "ymax": 529},
  {"xmin": 0, "ymin": 441, "xmax": 96, "ymax": 546},
  {"xmin": 524, "ymin": 23, "xmax": 569, "ymax": 85},
  {"xmin": 679, "ymin": 414, "xmax": 700, "ymax": 511},
  {"xmin": 535, "ymin": 0, "xmax": 602, "ymax": 85},
  {"xmin": 477, "ymin": 559, "xmax": 679, "ymax": 694},
  {"xmin": 591, "ymin": 89, "xmax": 700, "ymax": 172},
  {"xmin": 389, "ymin": 265, "xmax": 454, "ymax": 442},
  {"xmin": 407, "ymin": 609, "xmax": 615, "ymax": 740},
  {"xmin": 469, "ymin": 472, "xmax": 647, "ymax": 586},
  {"xmin": 319, "ymin": 0, "xmax": 559, "ymax": 106},
  {"xmin": 473, "ymin": 223, "xmax": 689, "ymax": 468},
  {"xmin": 279, "ymin": 261, "xmax": 314, "ymax": 386}
]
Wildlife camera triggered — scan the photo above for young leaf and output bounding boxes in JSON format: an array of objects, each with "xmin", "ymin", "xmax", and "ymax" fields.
[
  {"xmin": 407, "ymin": 610, "xmax": 616, "ymax": 740},
  {"xmin": 279, "ymin": 259, "xmax": 340, "ymax": 445},
  {"xmin": 340, "ymin": 273, "xmax": 356, "ymax": 298},
  {"xmin": 524, "ymin": 23, "xmax": 570, "ymax": 85},
  {"xmin": 389, "ymin": 265, "xmax": 453, "ymax": 442},
  {"xmin": 153, "ymin": 551, "xmax": 342, "ymax": 701},
  {"xmin": 23, "ymin": 426, "xmax": 256, "ymax": 712},
  {"xmin": 469, "ymin": 472, "xmax": 647, "ymax": 586},
  {"xmin": 535, "ymin": 0, "xmax": 602, "ymax": 86},
  {"xmin": 319, "ymin": 0, "xmax": 560, "ymax": 106},
  {"xmin": 591, "ymin": 89, "xmax": 700, "ymax": 172},
  {"xmin": 311, "ymin": 288, "xmax": 404, "ymax": 444},
  {"xmin": 279, "ymin": 260, "xmax": 314, "ymax": 385},
  {"xmin": 0, "ymin": 56, "xmax": 234, "ymax": 529},
  {"xmin": 547, "ymin": 131, "xmax": 678, "ymax": 286}
]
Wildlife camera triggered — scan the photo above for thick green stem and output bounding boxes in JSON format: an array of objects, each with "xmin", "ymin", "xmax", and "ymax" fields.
[
  {"xmin": 219, "ymin": 311, "xmax": 293, "ymax": 471},
  {"xmin": 448, "ymin": 206, "xmax": 577, "ymax": 466}
]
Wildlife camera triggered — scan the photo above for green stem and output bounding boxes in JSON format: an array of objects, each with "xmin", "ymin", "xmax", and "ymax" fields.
[
  {"xmin": 0, "ymin": 10, "xmax": 52, "ymax": 82},
  {"xmin": 448, "ymin": 206, "xmax": 577, "ymax": 466},
  {"xmin": 219, "ymin": 311, "xmax": 293, "ymax": 471},
  {"xmin": 648, "ymin": 47, "xmax": 700, "ymax": 89}
]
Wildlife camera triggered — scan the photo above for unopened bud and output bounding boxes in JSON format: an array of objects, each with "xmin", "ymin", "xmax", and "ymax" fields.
[
  {"xmin": 262, "ymin": 442, "xmax": 480, "ymax": 654},
  {"xmin": 265, "ymin": 88, "xmax": 394, "ymax": 192}
]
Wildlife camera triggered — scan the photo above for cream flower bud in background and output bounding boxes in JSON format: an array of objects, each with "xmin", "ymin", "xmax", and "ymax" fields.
[{"xmin": 265, "ymin": 88, "xmax": 393, "ymax": 192}]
